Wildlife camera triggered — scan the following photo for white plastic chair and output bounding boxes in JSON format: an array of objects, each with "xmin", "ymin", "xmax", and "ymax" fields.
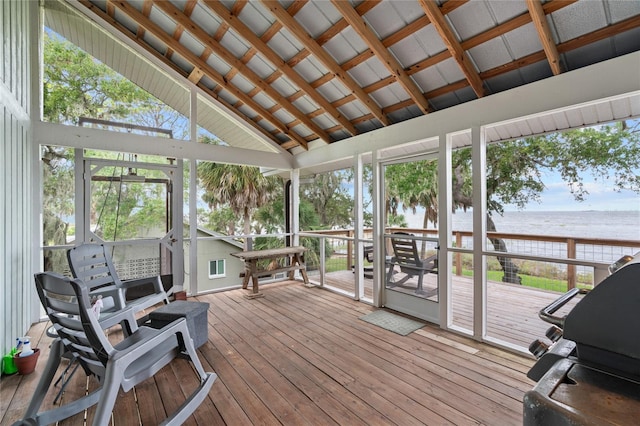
[
  {"xmin": 67, "ymin": 243, "xmax": 170, "ymax": 330},
  {"xmin": 14, "ymin": 272, "xmax": 216, "ymax": 426}
]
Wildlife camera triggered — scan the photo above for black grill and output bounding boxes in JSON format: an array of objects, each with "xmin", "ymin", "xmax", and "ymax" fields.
[{"xmin": 524, "ymin": 253, "xmax": 640, "ymax": 425}]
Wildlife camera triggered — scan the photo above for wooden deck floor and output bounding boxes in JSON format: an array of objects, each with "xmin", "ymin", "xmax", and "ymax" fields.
[{"xmin": 1, "ymin": 281, "xmax": 535, "ymax": 425}]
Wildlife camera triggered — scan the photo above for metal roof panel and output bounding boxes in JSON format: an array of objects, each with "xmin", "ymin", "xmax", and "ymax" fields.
[
  {"xmin": 609, "ymin": 0, "xmax": 640, "ymax": 23},
  {"xmin": 293, "ymin": 57, "xmax": 325, "ymax": 82},
  {"xmin": 348, "ymin": 57, "xmax": 391, "ymax": 87},
  {"xmin": 551, "ymin": 0, "xmax": 608, "ymax": 42},
  {"xmin": 237, "ymin": 2, "xmax": 274, "ymax": 36},
  {"xmin": 467, "ymin": 38, "xmax": 514, "ymax": 73},
  {"xmin": 177, "ymin": 31, "xmax": 206, "ymax": 58},
  {"xmin": 323, "ymin": 30, "xmax": 364, "ymax": 64},
  {"xmin": 219, "ymin": 29, "xmax": 251, "ymax": 58},
  {"xmin": 501, "ymin": 23, "xmax": 544, "ymax": 59},
  {"xmin": 363, "ymin": 1, "xmax": 405, "ymax": 39},
  {"xmin": 294, "ymin": 1, "xmax": 336, "ymax": 38},
  {"xmin": 267, "ymin": 30, "xmax": 302, "ymax": 62},
  {"xmin": 485, "ymin": 0, "xmax": 529, "ymax": 24},
  {"xmin": 246, "ymin": 55, "xmax": 277, "ymax": 80},
  {"xmin": 190, "ymin": 2, "xmax": 222, "ymax": 32},
  {"xmin": 446, "ymin": 0, "xmax": 496, "ymax": 40}
]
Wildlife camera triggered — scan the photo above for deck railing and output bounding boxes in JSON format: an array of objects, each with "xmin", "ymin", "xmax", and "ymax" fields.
[{"xmin": 304, "ymin": 228, "xmax": 640, "ymax": 292}]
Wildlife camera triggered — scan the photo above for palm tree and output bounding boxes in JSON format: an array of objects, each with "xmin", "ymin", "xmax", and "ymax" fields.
[{"xmin": 198, "ymin": 162, "xmax": 282, "ymax": 249}]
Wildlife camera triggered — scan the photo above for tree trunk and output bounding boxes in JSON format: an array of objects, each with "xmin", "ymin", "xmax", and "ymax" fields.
[
  {"xmin": 486, "ymin": 215, "xmax": 522, "ymax": 285},
  {"xmin": 420, "ymin": 212, "xmax": 429, "ymax": 257},
  {"xmin": 243, "ymin": 207, "xmax": 252, "ymax": 251}
]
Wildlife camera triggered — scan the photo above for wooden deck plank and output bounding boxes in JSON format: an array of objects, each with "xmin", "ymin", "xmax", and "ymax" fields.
[
  {"xmin": 3, "ymin": 282, "xmax": 535, "ymax": 425},
  {"xmin": 212, "ymin": 290, "xmax": 390, "ymax": 426},
  {"xmin": 269, "ymin": 285, "xmax": 525, "ymax": 425},
  {"xmin": 261, "ymin": 288, "xmax": 477, "ymax": 425},
  {"xmin": 208, "ymin": 293, "xmax": 346, "ymax": 426},
  {"xmin": 242, "ymin": 297, "xmax": 430, "ymax": 425}
]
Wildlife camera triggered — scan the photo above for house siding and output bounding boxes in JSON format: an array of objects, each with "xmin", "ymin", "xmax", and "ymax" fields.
[{"xmin": 1, "ymin": 0, "xmax": 34, "ymax": 356}]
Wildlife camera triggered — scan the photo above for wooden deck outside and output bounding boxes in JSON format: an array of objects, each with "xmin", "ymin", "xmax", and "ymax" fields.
[
  {"xmin": 319, "ymin": 270, "xmax": 581, "ymax": 350},
  {"xmin": 1, "ymin": 281, "xmax": 535, "ymax": 425}
]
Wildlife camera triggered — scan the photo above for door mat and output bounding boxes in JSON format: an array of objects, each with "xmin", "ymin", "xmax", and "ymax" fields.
[{"xmin": 359, "ymin": 310, "xmax": 424, "ymax": 336}]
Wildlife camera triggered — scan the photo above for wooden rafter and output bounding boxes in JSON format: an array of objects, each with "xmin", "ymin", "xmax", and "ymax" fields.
[
  {"xmin": 154, "ymin": 1, "xmax": 329, "ymax": 145},
  {"xmin": 406, "ymin": 0, "xmax": 577, "ymax": 78},
  {"xmin": 418, "ymin": 0, "xmax": 485, "ymax": 98},
  {"xmin": 526, "ymin": 0, "xmax": 562, "ymax": 75},
  {"xmin": 77, "ymin": 0, "xmax": 286, "ymax": 148},
  {"xmin": 136, "ymin": 0, "xmax": 152, "ymax": 39},
  {"xmin": 73, "ymin": 0, "xmax": 639, "ymax": 154},
  {"xmin": 164, "ymin": 0, "xmax": 198, "ymax": 61},
  {"xmin": 203, "ymin": 0, "xmax": 358, "ymax": 138},
  {"xmin": 331, "ymin": 0, "xmax": 430, "ymax": 115},
  {"xmin": 338, "ymin": 0, "xmax": 468, "ymax": 74},
  {"xmin": 260, "ymin": 0, "xmax": 390, "ymax": 126},
  {"xmin": 108, "ymin": 0, "xmax": 309, "ymax": 149}
]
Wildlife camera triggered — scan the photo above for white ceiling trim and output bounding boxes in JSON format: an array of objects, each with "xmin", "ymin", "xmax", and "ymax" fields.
[{"xmin": 34, "ymin": 121, "xmax": 294, "ymax": 170}]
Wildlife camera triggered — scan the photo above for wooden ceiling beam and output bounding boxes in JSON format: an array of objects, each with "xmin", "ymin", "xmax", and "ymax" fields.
[
  {"xmin": 108, "ymin": 0, "xmax": 309, "ymax": 149},
  {"xmin": 261, "ymin": 0, "xmax": 390, "ymax": 126},
  {"xmin": 419, "ymin": 0, "xmax": 486, "ymax": 98},
  {"xmin": 405, "ymin": 0, "xmax": 577, "ymax": 77},
  {"xmin": 383, "ymin": 13, "xmax": 640, "ymax": 114},
  {"xmin": 526, "ymin": 0, "xmax": 562, "ymax": 75},
  {"xmin": 78, "ymin": 0, "xmax": 286, "ymax": 149},
  {"xmin": 136, "ymin": 0, "xmax": 152, "ymax": 39},
  {"xmin": 153, "ymin": 1, "xmax": 325, "ymax": 146},
  {"xmin": 163, "ymin": 0, "xmax": 199, "ymax": 63},
  {"xmin": 203, "ymin": 0, "xmax": 357, "ymax": 138},
  {"xmin": 331, "ymin": 1, "xmax": 430, "ymax": 115},
  {"xmin": 315, "ymin": 1, "xmax": 381, "ymax": 46}
]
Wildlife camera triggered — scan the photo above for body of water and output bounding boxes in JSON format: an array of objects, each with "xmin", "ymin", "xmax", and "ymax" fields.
[{"xmin": 450, "ymin": 210, "xmax": 639, "ymax": 241}]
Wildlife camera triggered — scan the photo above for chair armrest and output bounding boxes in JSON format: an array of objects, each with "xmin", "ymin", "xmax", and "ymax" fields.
[
  {"xmin": 97, "ymin": 304, "xmax": 139, "ymax": 333},
  {"xmin": 90, "ymin": 285, "xmax": 127, "ymax": 312},
  {"xmin": 111, "ymin": 317, "xmax": 191, "ymax": 361}
]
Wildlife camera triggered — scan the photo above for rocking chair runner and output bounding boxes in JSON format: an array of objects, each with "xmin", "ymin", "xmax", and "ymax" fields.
[
  {"xmin": 14, "ymin": 272, "xmax": 216, "ymax": 426},
  {"xmin": 386, "ymin": 232, "xmax": 438, "ymax": 296}
]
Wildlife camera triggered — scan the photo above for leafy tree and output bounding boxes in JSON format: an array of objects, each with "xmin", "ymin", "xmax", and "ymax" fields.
[
  {"xmin": 461, "ymin": 122, "xmax": 639, "ymax": 283},
  {"xmin": 385, "ymin": 122, "xmax": 640, "ymax": 283},
  {"xmin": 197, "ymin": 162, "xmax": 283, "ymax": 249},
  {"xmin": 44, "ymin": 32, "xmax": 150, "ymax": 125},
  {"xmin": 202, "ymin": 206, "xmax": 240, "ymax": 236},
  {"xmin": 300, "ymin": 170, "xmax": 353, "ymax": 228},
  {"xmin": 385, "ymin": 161, "xmax": 438, "ymax": 228}
]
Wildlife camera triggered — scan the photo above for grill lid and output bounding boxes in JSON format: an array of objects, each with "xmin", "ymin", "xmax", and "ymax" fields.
[{"xmin": 563, "ymin": 260, "xmax": 640, "ymax": 375}]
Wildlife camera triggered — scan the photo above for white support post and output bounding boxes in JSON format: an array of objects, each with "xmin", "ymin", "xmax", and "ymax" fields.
[
  {"xmin": 291, "ymin": 169, "xmax": 300, "ymax": 247},
  {"xmin": 74, "ymin": 149, "xmax": 85, "ymax": 243},
  {"xmin": 30, "ymin": 0, "xmax": 44, "ymax": 321},
  {"xmin": 353, "ymin": 154, "xmax": 364, "ymax": 301},
  {"xmin": 371, "ymin": 151, "xmax": 384, "ymax": 307},
  {"xmin": 471, "ymin": 126, "xmax": 487, "ymax": 341},
  {"xmin": 188, "ymin": 88, "xmax": 198, "ymax": 295},
  {"xmin": 438, "ymin": 134, "xmax": 451, "ymax": 328}
]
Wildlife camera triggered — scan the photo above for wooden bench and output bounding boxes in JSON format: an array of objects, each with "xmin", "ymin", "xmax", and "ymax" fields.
[{"xmin": 231, "ymin": 246, "xmax": 309, "ymax": 299}]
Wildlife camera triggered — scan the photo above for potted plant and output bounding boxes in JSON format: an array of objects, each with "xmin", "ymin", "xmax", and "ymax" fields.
[{"xmin": 13, "ymin": 337, "xmax": 40, "ymax": 375}]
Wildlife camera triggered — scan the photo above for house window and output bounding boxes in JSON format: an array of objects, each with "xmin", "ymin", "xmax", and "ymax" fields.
[{"xmin": 208, "ymin": 259, "xmax": 226, "ymax": 279}]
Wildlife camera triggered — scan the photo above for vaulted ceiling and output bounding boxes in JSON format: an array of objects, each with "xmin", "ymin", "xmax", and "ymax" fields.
[{"xmin": 50, "ymin": 0, "xmax": 640, "ymax": 154}]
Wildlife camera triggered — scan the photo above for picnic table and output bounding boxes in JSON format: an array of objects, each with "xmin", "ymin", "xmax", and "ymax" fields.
[{"xmin": 231, "ymin": 246, "xmax": 309, "ymax": 298}]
